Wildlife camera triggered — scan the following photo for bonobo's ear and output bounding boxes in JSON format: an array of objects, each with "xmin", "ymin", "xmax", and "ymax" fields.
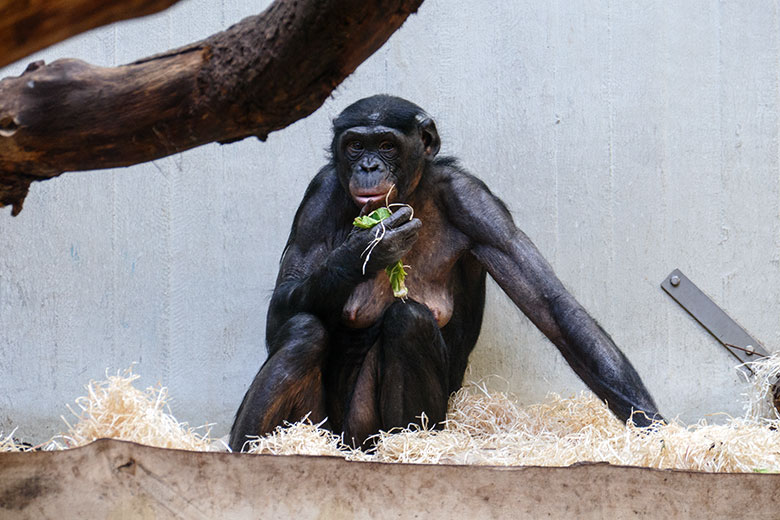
[{"xmin": 418, "ymin": 117, "xmax": 441, "ymax": 158}]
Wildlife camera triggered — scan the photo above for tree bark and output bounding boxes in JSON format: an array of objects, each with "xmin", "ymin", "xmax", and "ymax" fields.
[
  {"xmin": 0, "ymin": 0, "xmax": 183, "ymax": 69},
  {"xmin": 0, "ymin": 0, "xmax": 424, "ymax": 215}
]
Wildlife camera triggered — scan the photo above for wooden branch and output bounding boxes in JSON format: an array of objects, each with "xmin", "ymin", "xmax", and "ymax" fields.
[
  {"xmin": 0, "ymin": 0, "xmax": 424, "ymax": 215},
  {"xmin": 0, "ymin": 0, "xmax": 183, "ymax": 69}
]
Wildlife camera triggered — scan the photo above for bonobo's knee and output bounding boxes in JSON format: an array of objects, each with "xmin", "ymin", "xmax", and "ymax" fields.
[
  {"xmin": 271, "ymin": 313, "xmax": 328, "ymax": 361},
  {"xmin": 383, "ymin": 300, "xmax": 438, "ymax": 337},
  {"xmin": 382, "ymin": 300, "xmax": 447, "ymax": 364},
  {"xmin": 283, "ymin": 313, "xmax": 327, "ymax": 342}
]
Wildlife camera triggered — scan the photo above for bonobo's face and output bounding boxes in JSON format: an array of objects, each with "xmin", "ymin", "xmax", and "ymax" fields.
[
  {"xmin": 336, "ymin": 124, "xmax": 423, "ymax": 212},
  {"xmin": 332, "ymin": 96, "xmax": 441, "ymax": 213}
]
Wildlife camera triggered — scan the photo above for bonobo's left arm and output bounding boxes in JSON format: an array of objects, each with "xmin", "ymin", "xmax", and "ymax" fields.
[{"xmin": 442, "ymin": 167, "xmax": 661, "ymax": 425}]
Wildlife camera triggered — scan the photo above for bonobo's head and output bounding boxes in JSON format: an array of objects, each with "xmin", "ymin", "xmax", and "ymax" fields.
[{"xmin": 332, "ymin": 95, "xmax": 441, "ymax": 212}]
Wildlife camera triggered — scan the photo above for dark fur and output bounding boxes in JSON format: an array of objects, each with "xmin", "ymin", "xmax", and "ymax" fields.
[{"xmin": 229, "ymin": 95, "xmax": 662, "ymax": 451}]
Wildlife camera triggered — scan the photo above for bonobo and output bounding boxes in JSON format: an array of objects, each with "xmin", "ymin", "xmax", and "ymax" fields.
[{"xmin": 229, "ymin": 95, "xmax": 661, "ymax": 450}]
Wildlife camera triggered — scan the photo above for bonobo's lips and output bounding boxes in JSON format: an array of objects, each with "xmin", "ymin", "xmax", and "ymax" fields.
[{"xmin": 354, "ymin": 192, "xmax": 388, "ymax": 207}]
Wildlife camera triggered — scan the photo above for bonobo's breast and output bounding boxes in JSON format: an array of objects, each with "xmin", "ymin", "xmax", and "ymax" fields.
[{"xmin": 341, "ymin": 196, "xmax": 469, "ymax": 329}]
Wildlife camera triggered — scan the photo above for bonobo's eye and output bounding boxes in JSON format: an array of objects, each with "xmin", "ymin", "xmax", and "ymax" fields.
[
  {"xmin": 378, "ymin": 141, "xmax": 397, "ymax": 156},
  {"xmin": 346, "ymin": 140, "xmax": 364, "ymax": 158}
]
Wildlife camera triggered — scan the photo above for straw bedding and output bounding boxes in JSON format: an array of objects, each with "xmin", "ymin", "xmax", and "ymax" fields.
[{"xmin": 3, "ymin": 357, "xmax": 779, "ymax": 473}]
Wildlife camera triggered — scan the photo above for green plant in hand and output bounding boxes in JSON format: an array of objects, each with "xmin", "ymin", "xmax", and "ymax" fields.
[
  {"xmin": 353, "ymin": 207, "xmax": 410, "ymax": 299},
  {"xmin": 353, "ymin": 207, "xmax": 393, "ymax": 229}
]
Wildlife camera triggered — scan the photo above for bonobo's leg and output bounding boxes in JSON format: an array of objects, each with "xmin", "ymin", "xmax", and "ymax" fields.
[
  {"xmin": 229, "ymin": 314, "xmax": 328, "ymax": 451},
  {"xmin": 379, "ymin": 301, "xmax": 451, "ymax": 428},
  {"xmin": 344, "ymin": 300, "xmax": 450, "ymax": 446}
]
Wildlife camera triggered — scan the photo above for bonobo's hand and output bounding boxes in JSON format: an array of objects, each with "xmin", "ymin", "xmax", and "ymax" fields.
[{"xmin": 343, "ymin": 206, "xmax": 421, "ymax": 275}]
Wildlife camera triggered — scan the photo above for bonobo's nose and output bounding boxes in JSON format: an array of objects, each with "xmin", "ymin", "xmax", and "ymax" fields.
[{"xmin": 359, "ymin": 158, "xmax": 380, "ymax": 173}]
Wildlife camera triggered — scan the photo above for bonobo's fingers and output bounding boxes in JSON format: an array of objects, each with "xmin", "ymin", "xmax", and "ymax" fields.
[
  {"xmin": 382, "ymin": 216, "xmax": 421, "ymax": 249},
  {"xmin": 363, "ymin": 217, "xmax": 421, "ymax": 272},
  {"xmin": 380, "ymin": 205, "xmax": 414, "ymax": 227},
  {"xmin": 340, "ymin": 205, "xmax": 421, "ymax": 275}
]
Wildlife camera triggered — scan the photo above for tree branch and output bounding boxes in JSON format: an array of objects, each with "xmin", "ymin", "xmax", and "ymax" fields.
[
  {"xmin": 0, "ymin": 0, "xmax": 183, "ymax": 69},
  {"xmin": 0, "ymin": 0, "xmax": 424, "ymax": 215}
]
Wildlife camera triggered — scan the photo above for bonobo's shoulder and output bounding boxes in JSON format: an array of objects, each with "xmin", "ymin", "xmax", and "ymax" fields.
[
  {"xmin": 429, "ymin": 156, "xmax": 490, "ymax": 193},
  {"xmin": 283, "ymin": 165, "xmax": 353, "ymax": 252},
  {"xmin": 431, "ymin": 156, "xmax": 467, "ymax": 177},
  {"xmin": 428, "ymin": 156, "xmax": 512, "ymax": 230},
  {"xmin": 298, "ymin": 166, "xmax": 348, "ymax": 208},
  {"xmin": 291, "ymin": 165, "xmax": 352, "ymax": 227},
  {"xmin": 305, "ymin": 165, "xmax": 342, "ymax": 197}
]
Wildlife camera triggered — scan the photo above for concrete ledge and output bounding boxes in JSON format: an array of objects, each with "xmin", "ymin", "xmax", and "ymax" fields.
[{"xmin": 1, "ymin": 439, "xmax": 779, "ymax": 518}]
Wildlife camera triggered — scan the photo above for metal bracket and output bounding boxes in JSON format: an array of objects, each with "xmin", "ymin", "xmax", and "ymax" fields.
[{"xmin": 660, "ymin": 268, "xmax": 769, "ymax": 374}]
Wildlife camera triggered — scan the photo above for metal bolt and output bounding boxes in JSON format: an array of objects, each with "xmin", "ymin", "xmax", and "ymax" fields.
[
  {"xmin": 670, "ymin": 275, "xmax": 680, "ymax": 287},
  {"xmin": 745, "ymin": 344, "xmax": 755, "ymax": 355}
]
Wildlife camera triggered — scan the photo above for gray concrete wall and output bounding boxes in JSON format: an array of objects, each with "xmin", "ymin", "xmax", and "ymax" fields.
[{"xmin": 2, "ymin": 0, "xmax": 779, "ymax": 441}]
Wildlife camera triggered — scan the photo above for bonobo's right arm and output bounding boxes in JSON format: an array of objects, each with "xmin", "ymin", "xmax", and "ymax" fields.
[{"xmin": 265, "ymin": 170, "xmax": 420, "ymax": 348}]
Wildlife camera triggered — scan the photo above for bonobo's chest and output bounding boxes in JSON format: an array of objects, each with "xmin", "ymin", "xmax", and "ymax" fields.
[{"xmin": 341, "ymin": 197, "xmax": 469, "ymax": 329}]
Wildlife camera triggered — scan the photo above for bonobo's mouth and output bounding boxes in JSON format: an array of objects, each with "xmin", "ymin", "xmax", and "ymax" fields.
[
  {"xmin": 354, "ymin": 192, "xmax": 389, "ymax": 207},
  {"xmin": 353, "ymin": 190, "xmax": 396, "ymax": 214},
  {"xmin": 351, "ymin": 184, "xmax": 398, "ymax": 213}
]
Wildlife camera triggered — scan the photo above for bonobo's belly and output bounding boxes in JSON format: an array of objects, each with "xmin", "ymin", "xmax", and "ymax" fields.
[{"xmin": 341, "ymin": 273, "xmax": 454, "ymax": 329}]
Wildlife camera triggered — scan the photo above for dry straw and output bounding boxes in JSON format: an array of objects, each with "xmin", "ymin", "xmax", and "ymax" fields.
[
  {"xmin": 1, "ymin": 428, "xmax": 31, "ymax": 452},
  {"xmin": 47, "ymin": 367, "xmax": 214, "ymax": 451},
  {"xmin": 2, "ymin": 356, "xmax": 779, "ymax": 473},
  {"xmin": 243, "ymin": 354, "xmax": 780, "ymax": 472}
]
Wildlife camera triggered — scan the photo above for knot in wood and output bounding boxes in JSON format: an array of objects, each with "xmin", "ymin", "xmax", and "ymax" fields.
[{"xmin": 0, "ymin": 115, "xmax": 19, "ymax": 137}]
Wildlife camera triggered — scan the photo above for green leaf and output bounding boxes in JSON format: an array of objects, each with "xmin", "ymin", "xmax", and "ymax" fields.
[
  {"xmin": 353, "ymin": 215, "xmax": 379, "ymax": 229},
  {"xmin": 371, "ymin": 207, "xmax": 392, "ymax": 221},
  {"xmin": 353, "ymin": 207, "xmax": 393, "ymax": 229},
  {"xmin": 386, "ymin": 261, "xmax": 408, "ymax": 299}
]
